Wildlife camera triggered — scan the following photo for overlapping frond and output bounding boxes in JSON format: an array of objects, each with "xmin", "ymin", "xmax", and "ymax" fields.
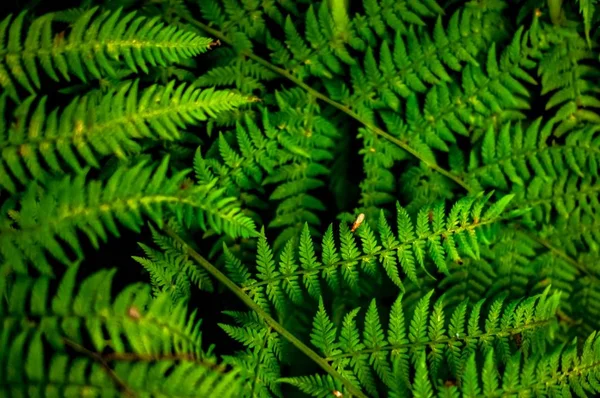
[
  {"xmin": 347, "ymin": 4, "xmax": 505, "ymax": 117},
  {"xmin": 197, "ymin": 89, "xmax": 339, "ymax": 250},
  {"xmin": 430, "ymin": 332, "xmax": 600, "ymax": 397},
  {"xmin": 0, "ymin": 268, "xmax": 244, "ymax": 397},
  {"xmin": 352, "ymin": 0, "xmax": 444, "ymax": 40},
  {"xmin": 0, "ymin": 266, "xmax": 205, "ymax": 357},
  {"xmin": 194, "ymin": 47, "xmax": 279, "ymax": 94},
  {"xmin": 0, "ymin": 156, "xmax": 257, "ymax": 275},
  {"xmin": 198, "ymin": 0, "xmax": 297, "ymax": 40},
  {"xmin": 0, "ymin": 80, "xmax": 254, "ymax": 193},
  {"xmin": 133, "ymin": 224, "xmax": 214, "ymax": 302},
  {"xmin": 219, "ymin": 310, "xmax": 283, "ymax": 397},
  {"xmin": 406, "ymin": 27, "xmax": 537, "ymax": 154},
  {"xmin": 1, "ymin": 344, "xmax": 244, "ymax": 397},
  {"xmin": 0, "ymin": 7, "xmax": 213, "ymax": 99}
]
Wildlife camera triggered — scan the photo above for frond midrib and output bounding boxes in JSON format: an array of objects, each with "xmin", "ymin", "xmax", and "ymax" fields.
[
  {"xmin": 0, "ymin": 97, "xmax": 225, "ymax": 151},
  {"xmin": 502, "ymin": 360, "xmax": 600, "ymax": 396},
  {"xmin": 324, "ymin": 318, "xmax": 551, "ymax": 361},
  {"xmin": 0, "ymin": 37, "xmax": 206, "ymax": 59},
  {"xmin": 0, "ymin": 191, "xmax": 245, "ymax": 236}
]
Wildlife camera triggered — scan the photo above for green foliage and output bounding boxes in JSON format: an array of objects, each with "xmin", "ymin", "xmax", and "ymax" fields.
[
  {"xmin": 133, "ymin": 223, "xmax": 214, "ymax": 301},
  {"xmin": 0, "ymin": 7, "xmax": 213, "ymax": 100},
  {"xmin": 222, "ymin": 193, "xmax": 514, "ymax": 315},
  {"xmin": 1, "ymin": 0, "xmax": 600, "ymax": 396},
  {"xmin": 0, "ymin": 156, "xmax": 256, "ymax": 276},
  {"xmin": 284, "ymin": 287, "xmax": 560, "ymax": 397},
  {"xmin": 0, "ymin": 267, "xmax": 244, "ymax": 396},
  {"xmin": 0, "ymin": 81, "xmax": 253, "ymax": 193}
]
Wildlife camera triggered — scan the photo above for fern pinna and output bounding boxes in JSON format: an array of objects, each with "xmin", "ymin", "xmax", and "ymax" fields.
[{"xmin": 1, "ymin": 0, "xmax": 600, "ymax": 397}]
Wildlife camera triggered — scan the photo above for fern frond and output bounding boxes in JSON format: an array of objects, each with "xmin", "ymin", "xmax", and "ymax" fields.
[
  {"xmin": 133, "ymin": 225, "xmax": 214, "ymax": 302},
  {"xmin": 198, "ymin": 89, "xmax": 338, "ymax": 251},
  {"xmin": 198, "ymin": 0, "xmax": 295, "ymax": 40},
  {"xmin": 460, "ymin": 120, "xmax": 600, "ymax": 192},
  {"xmin": 194, "ymin": 48, "xmax": 279, "ymax": 94},
  {"xmin": 219, "ymin": 310, "xmax": 283, "ymax": 397},
  {"xmin": 347, "ymin": 4, "xmax": 506, "ymax": 117},
  {"xmin": 577, "ymin": 0, "xmax": 598, "ymax": 46},
  {"xmin": 265, "ymin": 2, "xmax": 356, "ymax": 80},
  {"xmin": 283, "ymin": 287, "xmax": 561, "ymax": 397},
  {"xmin": 352, "ymin": 0, "xmax": 444, "ymax": 41},
  {"xmin": 0, "ymin": 81, "xmax": 254, "ymax": 193},
  {"xmin": 536, "ymin": 22, "xmax": 600, "ymax": 136},
  {"xmin": 0, "ymin": 7, "xmax": 213, "ymax": 99},
  {"xmin": 279, "ymin": 374, "xmax": 344, "ymax": 398},
  {"xmin": 513, "ymin": 173, "xmax": 600, "ymax": 227},
  {"xmin": 0, "ymin": 328, "xmax": 243, "ymax": 397},
  {"xmin": 222, "ymin": 193, "xmax": 514, "ymax": 314},
  {"xmin": 0, "ymin": 156, "xmax": 257, "ymax": 274},
  {"xmin": 0, "ymin": 265, "xmax": 206, "ymax": 358},
  {"xmin": 409, "ymin": 27, "xmax": 536, "ymax": 153}
]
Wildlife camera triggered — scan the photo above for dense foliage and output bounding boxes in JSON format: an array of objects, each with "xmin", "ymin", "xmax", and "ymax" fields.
[{"xmin": 1, "ymin": 0, "xmax": 600, "ymax": 396}]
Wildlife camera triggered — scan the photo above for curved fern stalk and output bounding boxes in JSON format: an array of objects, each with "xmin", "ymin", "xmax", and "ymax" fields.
[
  {"xmin": 0, "ymin": 7, "xmax": 213, "ymax": 100},
  {"xmin": 0, "ymin": 156, "xmax": 257, "ymax": 275},
  {"xmin": 0, "ymin": 82, "xmax": 254, "ymax": 193},
  {"xmin": 0, "ymin": 266, "xmax": 207, "ymax": 359},
  {"xmin": 163, "ymin": 225, "xmax": 370, "ymax": 398},
  {"xmin": 282, "ymin": 287, "xmax": 560, "ymax": 397},
  {"xmin": 179, "ymin": 12, "xmax": 474, "ymax": 193},
  {"xmin": 222, "ymin": 192, "xmax": 516, "ymax": 312}
]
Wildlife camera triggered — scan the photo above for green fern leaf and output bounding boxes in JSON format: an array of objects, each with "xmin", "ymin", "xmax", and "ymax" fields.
[{"xmin": 0, "ymin": 7, "xmax": 213, "ymax": 99}]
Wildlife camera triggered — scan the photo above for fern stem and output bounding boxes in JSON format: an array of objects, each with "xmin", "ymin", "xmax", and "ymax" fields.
[
  {"xmin": 102, "ymin": 353, "xmax": 225, "ymax": 371},
  {"xmin": 179, "ymin": 15, "xmax": 473, "ymax": 192},
  {"xmin": 62, "ymin": 338, "xmax": 135, "ymax": 397},
  {"xmin": 163, "ymin": 225, "xmax": 368, "ymax": 398},
  {"xmin": 0, "ymin": 194, "xmax": 247, "ymax": 236}
]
